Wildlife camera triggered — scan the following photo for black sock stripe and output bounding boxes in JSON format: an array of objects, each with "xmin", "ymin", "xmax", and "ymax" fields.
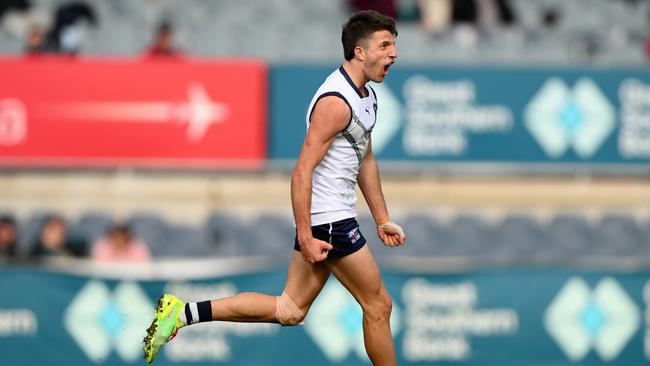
[
  {"xmin": 184, "ymin": 304, "xmax": 193, "ymax": 324},
  {"xmin": 197, "ymin": 301, "xmax": 212, "ymax": 322}
]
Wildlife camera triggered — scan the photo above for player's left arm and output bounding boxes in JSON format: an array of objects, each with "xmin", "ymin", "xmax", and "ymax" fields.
[{"xmin": 357, "ymin": 137, "xmax": 405, "ymax": 247}]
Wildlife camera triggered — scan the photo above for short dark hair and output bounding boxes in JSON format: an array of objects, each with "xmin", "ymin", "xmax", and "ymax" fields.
[
  {"xmin": 108, "ymin": 223, "xmax": 131, "ymax": 237},
  {"xmin": 0, "ymin": 215, "xmax": 16, "ymax": 227},
  {"xmin": 157, "ymin": 21, "xmax": 173, "ymax": 35},
  {"xmin": 341, "ymin": 10, "xmax": 397, "ymax": 61}
]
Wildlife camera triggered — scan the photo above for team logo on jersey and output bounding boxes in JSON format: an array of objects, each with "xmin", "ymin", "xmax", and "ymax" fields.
[{"xmin": 347, "ymin": 227, "xmax": 361, "ymax": 244}]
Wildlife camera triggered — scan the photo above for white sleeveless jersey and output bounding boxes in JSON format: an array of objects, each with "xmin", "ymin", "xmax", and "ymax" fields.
[{"xmin": 305, "ymin": 66, "xmax": 378, "ymax": 226}]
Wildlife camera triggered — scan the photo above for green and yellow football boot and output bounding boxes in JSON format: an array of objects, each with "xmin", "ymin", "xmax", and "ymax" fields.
[{"xmin": 143, "ymin": 294, "xmax": 185, "ymax": 364}]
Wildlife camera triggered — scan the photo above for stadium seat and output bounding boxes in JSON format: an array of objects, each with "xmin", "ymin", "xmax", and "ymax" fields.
[
  {"xmin": 628, "ymin": 217, "xmax": 650, "ymax": 258},
  {"xmin": 540, "ymin": 214, "xmax": 593, "ymax": 264},
  {"xmin": 590, "ymin": 214, "xmax": 643, "ymax": 258},
  {"xmin": 127, "ymin": 212, "xmax": 170, "ymax": 256},
  {"xmin": 3, "ymin": 0, "xmax": 649, "ymax": 65},
  {"xmin": 158, "ymin": 223, "xmax": 207, "ymax": 258},
  {"xmin": 75, "ymin": 211, "xmax": 114, "ymax": 243},
  {"xmin": 203, "ymin": 211, "xmax": 248, "ymax": 257},
  {"xmin": 399, "ymin": 213, "xmax": 446, "ymax": 257},
  {"xmin": 496, "ymin": 214, "xmax": 544, "ymax": 263},
  {"xmin": 447, "ymin": 214, "xmax": 496, "ymax": 258},
  {"xmin": 243, "ymin": 213, "xmax": 294, "ymax": 259}
]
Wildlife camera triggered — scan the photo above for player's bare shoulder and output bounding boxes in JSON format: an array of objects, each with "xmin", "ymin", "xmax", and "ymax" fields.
[{"xmin": 308, "ymin": 96, "xmax": 351, "ymax": 138}]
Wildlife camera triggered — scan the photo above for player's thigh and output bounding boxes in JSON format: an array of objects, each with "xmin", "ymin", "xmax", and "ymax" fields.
[
  {"xmin": 282, "ymin": 251, "xmax": 331, "ymax": 313},
  {"xmin": 325, "ymin": 245, "xmax": 388, "ymax": 308}
]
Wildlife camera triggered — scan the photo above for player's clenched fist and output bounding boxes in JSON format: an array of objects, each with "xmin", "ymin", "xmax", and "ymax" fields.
[
  {"xmin": 298, "ymin": 237, "xmax": 333, "ymax": 263},
  {"xmin": 377, "ymin": 222, "xmax": 406, "ymax": 247}
]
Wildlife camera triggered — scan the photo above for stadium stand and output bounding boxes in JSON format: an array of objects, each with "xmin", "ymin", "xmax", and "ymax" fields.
[
  {"xmin": 2, "ymin": 207, "xmax": 646, "ymax": 266},
  {"xmin": 1, "ymin": 0, "xmax": 648, "ymax": 64}
]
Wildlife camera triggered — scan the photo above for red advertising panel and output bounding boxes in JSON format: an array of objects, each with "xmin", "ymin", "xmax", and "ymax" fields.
[{"xmin": 0, "ymin": 58, "xmax": 266, "ymax": 169}]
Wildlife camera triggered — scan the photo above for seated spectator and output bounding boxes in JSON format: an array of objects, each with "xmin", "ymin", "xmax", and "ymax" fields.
[
  {"xmin": 418, "ymin": 0, "xmax": 514, "ymax": 35},
  {"xmin": 0, "ymin": 215, "xmax": 18, "ymax": 259},
  {"xmin": 24, "ymin": 24, "xmax": 46, "ymax": 55},
  {"xmin": 144, "ymin": 21, "xmax": 182, "ymax": 59},
  {"xmin": 0, "ymin": 0, "xmax": 32, "ymax": 39},
  {"xmin": 452, "ymin": 0, "xmax": 514, "ymax": 27},
  {"xmin": 348, "ymin": 0, "xmax": 397, "ymax": 19},
  {"xmin": 418, "ymin": 0, "xmax": 452, "ymax": 34},
  {"xmin": 30, "ymin": 215, "xmax": 87, "ymax": 258},
  {"xmin": 0, "ymin": 0, "xmax": 30, "ymax": 17},
  {"xmin": 44, "ymin": 1, "xmax": 96, "ymax": 55},
  {"xmin": 92, "ymin": 224, "xmax": 150, "ymax": 262}
]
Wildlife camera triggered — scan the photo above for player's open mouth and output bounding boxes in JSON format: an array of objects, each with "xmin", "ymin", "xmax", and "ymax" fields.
[{"xmin": 383, "ymin": 62, "xmax": 394, "ymax": 74}]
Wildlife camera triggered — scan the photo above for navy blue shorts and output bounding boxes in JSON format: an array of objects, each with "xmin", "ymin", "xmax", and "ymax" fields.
[{"xmin": 294, "ymin": 217, "xmax": 366, "ymax": 259}]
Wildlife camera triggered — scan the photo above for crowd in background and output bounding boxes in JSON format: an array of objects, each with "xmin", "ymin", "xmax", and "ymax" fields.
[
  {"xmin": 0, "ymin": 213, "xmax": 150, "ymax": 263},
  {"xmin": 0, "ymin": 0, "xmax": 182, "ymax": 57},
  {"xmin": 0, "ymin": 0, "xmax": 649, "ymax": 62}
]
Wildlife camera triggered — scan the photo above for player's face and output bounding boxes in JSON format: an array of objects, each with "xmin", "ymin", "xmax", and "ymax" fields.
[{"xmin": 362, "ymin": 30, "xmax": 397, "ymax": 83}]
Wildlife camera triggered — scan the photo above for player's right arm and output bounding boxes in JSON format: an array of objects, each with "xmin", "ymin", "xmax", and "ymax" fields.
[{"xmin": 291, "ymin": 96, "xmax": 351, "ymax": 263}]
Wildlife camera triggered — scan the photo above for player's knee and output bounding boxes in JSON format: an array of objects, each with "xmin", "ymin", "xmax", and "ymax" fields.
[
  {"xmin": 363, "ymin": 292, "xmax": 392, "ymax": 323},
  {"xmin": 276, "ymin": 291, "xmax": 306, "ymax": 326}
]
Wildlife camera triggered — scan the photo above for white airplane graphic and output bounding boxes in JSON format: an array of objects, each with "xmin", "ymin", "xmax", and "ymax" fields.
[{"xmin": 43, "ymin": 82, "xmax": 229, "ymax": 143}]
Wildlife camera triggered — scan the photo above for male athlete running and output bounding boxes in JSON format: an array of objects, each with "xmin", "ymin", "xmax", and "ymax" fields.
[{"xmin": 143, "ymin": 10, "xmax": 405, "ymax": 366}]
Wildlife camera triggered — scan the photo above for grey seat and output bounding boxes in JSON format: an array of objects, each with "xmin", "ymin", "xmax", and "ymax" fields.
[
  {"xmin": 590, "ymin": 214, "xmax": 642, "ymax": 258},
  {"xmin": 76, "ymin": 211, "xmax": 114, "ymax": 243},
  {"xmin": 447, "ymin": 214, "xmax": 496, "ymax": 258},
  {"xmin": 640, "ymin": 219, "xmax": 650, "ymax": 257},
  {"xmin": 497, "ymin": 214, "xmax": 543, "ymax": 263},
  {"xmin": 541, "ymin": 214, "xmax": 592, "ymax": 264},
  {"xmin": 244, "ymin": 213, "xmax": 294, "ymax": 259},
  {"xmin": 400, "ymin": 213, "xmax": 449, "ymax": 257},
  {"xmin": 203, "ymin": 211, "xmax": 247, "ymax": 257},
  {"xmin": 158, "ymin": 224, "xmax": 207, "ymax": 258},
  {"xmin": 127, "ymin": 212, "xmax": 169, "ymax": 256}
]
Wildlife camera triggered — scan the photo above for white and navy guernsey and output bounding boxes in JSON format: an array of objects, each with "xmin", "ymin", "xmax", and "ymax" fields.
[{"xmin": 305, "ymin": 66, "xmax": 378, "ymax": 226}]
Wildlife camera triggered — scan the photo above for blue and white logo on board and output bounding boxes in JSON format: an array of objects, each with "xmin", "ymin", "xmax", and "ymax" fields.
[
  {"xmin": 544, "ymin": 277, "xmax": 640, "ymax": 362},
  {"xmin": 64, "ymin": 280, "xmax": 153, "ymax": 363},
  {"xmin": 304, "ymin": 278, "xmax": 400, "ymax": 362},
  {"xmin": 525, "ymin": 78, "xmax": 615, "ymax": 159}
]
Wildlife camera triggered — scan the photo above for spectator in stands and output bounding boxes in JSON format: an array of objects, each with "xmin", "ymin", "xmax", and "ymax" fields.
[
  {"xmin": 541, "ymin": 6, "xmax": 560, "ymax": 29},
  {"xmin": 0, "ymin": 0, "xmax": 32, "ymax": 39},
  {"xmin": 418, "ymin": 0, "xmax": 452, "ymax": 33},
  {"xmin": 24, "ymin": 24, "xmax": 46, "ymax": 55},
  {"xmin": 44, "ymin": 1, "xmax": 96, "ymax": 55},
  {"xmin": 418, "ymin": 0, "xmax": 514, "ymax": 35},
  {"xmin": 145, "ymin": 21, "xmax": 182, "ymax": 58},
  {"xmin": 0, "ymin": 215, "xmax": 19, "ymax": 259},
  {"xmin": 30, "ymin": 215, "xmax": 87, "ymax": 258},
  {"xmin": 0, "ymin": 0, "xmax": 29, "ymax": 17},
  {"xmin": 91, "ymin": 223, "xmax": 150, "ymax": 262},
  {"xmin": 452, "ymin": 0, "xmax": 514, "ymax": 27},
  {"xmin": 348, "ymin": 0, "xmax": 397, "ymax": 20}
]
